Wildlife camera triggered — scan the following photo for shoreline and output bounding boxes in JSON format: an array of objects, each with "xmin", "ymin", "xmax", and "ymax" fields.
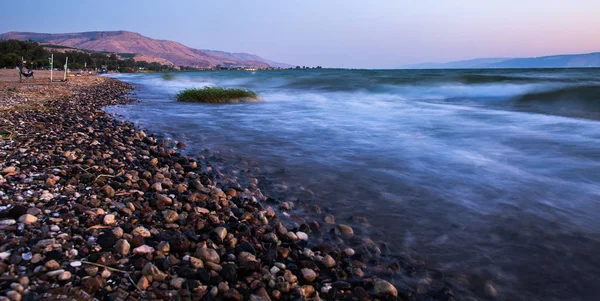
[{"xmin": 0, "ymin": 74, "xmax": 411, "ymax": 300}]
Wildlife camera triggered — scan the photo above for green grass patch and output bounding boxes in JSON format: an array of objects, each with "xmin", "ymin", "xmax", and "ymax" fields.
[{"xmin": 176, "ymin": 87, "xmax": 260, "ymax": 103}]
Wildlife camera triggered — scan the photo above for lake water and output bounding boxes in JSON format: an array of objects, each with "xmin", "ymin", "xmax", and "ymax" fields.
[{"xmin": 107, "ymin": 69, "xmax": 600, "ymax": 301}]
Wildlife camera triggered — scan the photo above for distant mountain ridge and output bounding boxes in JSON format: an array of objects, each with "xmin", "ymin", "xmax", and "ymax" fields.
[
  {"xmin": 0, "ymin": 30, "xmax": 292, "ymax": 68},
  {"xmin": 403, "ymin": 52, "xmax": 600, "ymax": 69}
]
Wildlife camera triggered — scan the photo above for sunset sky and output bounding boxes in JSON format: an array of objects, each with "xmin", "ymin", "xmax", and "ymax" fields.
[{"xmin": 1, "ymin": 0, "xmax": 599, "ymax": 68}]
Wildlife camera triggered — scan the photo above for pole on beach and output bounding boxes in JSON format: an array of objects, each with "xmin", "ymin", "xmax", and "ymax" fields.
[
  {"xmin": 49, "ymin": 54, "xmax": 54, "ymax": 82},
  {"xmin": 64, "ymin": 57, "xmax": 68, "ymax": 81}
]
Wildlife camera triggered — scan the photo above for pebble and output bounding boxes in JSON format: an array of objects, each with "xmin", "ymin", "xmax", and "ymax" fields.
[
  {"xmin": 58, "ymin": 271, "xmax": 72, "ymax": 281},
  {"xmin": 162, "ymin": 210, "xmax": 179, "ymax": 223},
  {"xmin": 0, "ymin": 79, "xmax": 408, "ymax": 301},
  {"xmin": 301, "ymin": 268, "xmax": 317, "ymax": 282},
  {"xmin": 115, "ymin": 239, "xmax": 131, "ymax": 256},
  {"xmin": 170, "ymin": 277, "xmax": 185, "ymax": 289},
  {"xmin": 132, "ymin": 226, "xmax": 151, "ymax": 238},
  {"xmin": 45, "ymin": 259, "xmax": 60, "ymax": 270},
  {"xmin": 373, "ymin": 279, "xmax": 398, "ymax": 297},
  {"xmin": 214, "ymin": 226, "xmax": 227, "ymax": 241},
  {"xmin": 133, "ymin": 245, "xmax": 154, "ymax": 254},
  {"xmin": 70, "ymin": 261, "xmax": 82, "ymax": 267},
  {"xmin": 5, "ymin": 291, "xmax": 20, "ymax": 301},
  {"xmin": 321, "ymin": 254, "xmax": 336, "ymax": 268},
  {"xmin": 296, "ymin": 231, "xmax": 308, "ymax": 241},
  {"xmin": 196, "ymin": 247, "xmax": 220, "ymax": 263},
  {"xmin": 337, "ymin": 224, "xmax": 354, "ymax": 238},
  {"xmin": 103, "ymin": 214, "xmax": 116, "ymax": 225},
  {"xmin": 18, "ymin": 214, "xmax": 37, "ymax": 224}
]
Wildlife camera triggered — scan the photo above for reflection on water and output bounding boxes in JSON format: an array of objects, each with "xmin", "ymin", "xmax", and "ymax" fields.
[{"xmin": 108, "ymin": 69, "xmax": 600, "ymax": 301}]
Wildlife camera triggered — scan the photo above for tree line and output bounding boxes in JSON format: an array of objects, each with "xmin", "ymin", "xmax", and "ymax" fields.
[{"xmin": 0, "ymin": 39, "xmax": 177, "ymax": 72}]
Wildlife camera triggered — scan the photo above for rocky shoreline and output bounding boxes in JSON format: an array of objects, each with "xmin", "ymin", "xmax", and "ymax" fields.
[{"xmin": 0, "ymin": 77, "xmax": 453, "ymax": 301}]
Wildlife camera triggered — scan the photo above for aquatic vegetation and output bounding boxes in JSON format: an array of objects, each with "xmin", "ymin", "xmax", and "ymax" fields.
[{"xmin": 176, "ymin": 86, "xmax": 261, "ymax": 103}]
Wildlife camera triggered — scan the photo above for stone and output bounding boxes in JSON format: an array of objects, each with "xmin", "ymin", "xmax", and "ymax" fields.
[
  {"xmin": 223, "ymin": 289, "xmax": 243, "ymax": 301},
  {"xmin": 162, "ymin": 210, "xmax": 179, "ymax": 223},
  {"xmin": 101, "ymin": 270, "xmax": 111, "ymax": 278},
  {"xmin": 5, "ymin": 291, "xmax": 20, "ymax": 301},
  {"xmin": 115, "ymin": 239, "xmax": 131, "ymax": 256},
  {"xmin": 214, "ymin": 226, "xmax": 227, "ymax": 241},
  {"xmin": 321, "ymin": 254, "xmax": 336, "ymax": 268},
  {"xmin": 70, "ymin": 261, "xmax": 82, "ymax": 267},
  {"xmin": 103, "ymin": 214, "xmax": 116, "ymax": 225},
  {"xmin": 220, "ymin": 264, "xmax": 237, "ymax": 283},
  {"xmin": 18, "ymin": 214, "xmax": 37, "ymax": 224},
  {"xmin": 196, "ymin": 247, "xmax": 220, "ymax": 263},
  {"xmin": 189, "ymin": 256, "xmax": 204, "ymax": 269},
  {"xmin": 58, "ymin": 271, "xmax": 72, "ymax": 281},
  {"xmin": 283, "ymin": 270, "xmax": 298, "ymax": 283},
  {"xmin": 296, "ymin": 231, "xmax": 308, "ymax": 241},
  {"xmin": 132, "ymin": 226, "xmax": 151, "ymax": 238},
  {"xmin": 299, "ymin": 285, "xmax": 315, "ymax": 298},
  {"xmin": 157, "ymin": 241, "xmax": 170, "ymax": 253},
  {"xmin": 85, "ymin": 266, "xmax": 99, "ymax": 276},
  {"xmin": 170, "ymin": 277, "xmax": 185, "ymax": 289},
  {"xmin": 45, "ymin": 259, "xmax": 60, "ymax": 270},
  {"xmin": 10, "ymin": 283, "xmax": 23, "ymax": 293},
  {"xmin": 324, "ymin": 215, "xmax": 335, "ymax": 224},
  {"xmin": 156, "ymin": 194, "xmax": 172, "ymax": 205},
  {"xmin": 373, "ymin": 279, "xmax": 397, "ymax": 298},
  {"xmin": 112, "ymin": 227, "xmax": 124, "ymax": 238},
  {"xmin": 137, "ymin": 276, "xmax": 150, "ymax": 290},
  {"xmin": 301, "ymin": 268, "xmax": 317, "ymax": 282},
  {"xmin": 1, "ymin": 166, "xmax": 16, "ymax": 174},
  {"xmin": 133, "ymin": 245, "xmax": 155, "ymax": 255},
  {"xmin": 337, "ymin": 224, "xmax": 354, "ymax": 238},
  {"xmin": 83, "ymin": 276, "xmax": 103, "ymax": 293},
  {"xmin": 484, "ymin": 282, "xmax": 498, "ymax": 298},
  {"xmin": 101, "ymin": 185, "xmax": 115, "ymax": 197},
  {"xmin": 142, "ymin": 262, "xmax": 167, "ymax": 281}
]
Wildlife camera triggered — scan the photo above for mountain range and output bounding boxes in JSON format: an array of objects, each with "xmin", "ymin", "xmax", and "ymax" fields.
[
  {"xmin": 402, "ymin": 52, "xmax": 600, "ymax": 69},
  {"xmin": 0, "ymin": 31, "xmax": 292, "ymax": 68}
]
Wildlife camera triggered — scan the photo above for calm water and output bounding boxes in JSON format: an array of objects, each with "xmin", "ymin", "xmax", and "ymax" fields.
[{"xmin": 108, "ymin": 69, "xmax": 600, "ymax": 301}]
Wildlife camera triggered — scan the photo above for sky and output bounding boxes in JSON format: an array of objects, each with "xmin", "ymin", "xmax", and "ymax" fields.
[{"xmin": 1, "ymin": 0, "xmax": 599, "ymax": 68}]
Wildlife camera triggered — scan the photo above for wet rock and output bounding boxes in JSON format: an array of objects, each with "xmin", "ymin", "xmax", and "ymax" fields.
[
  {"xmin": 301, "ymin": 268, "xmax": 317, "ymax": 282},
  {"xmin": 484, "ymin": 282, "xmax": 498, "ymax": 298},
  {"xmin": 320, "ymin": 254, "xmax": 336, "ymax": 268},
  {"xmin": 337, "ymin": 224, "xmax": 354, "ymax": 238},
  {"xmin": 373, "ymin": 279, "xmax": 398, "ymax": 298}
]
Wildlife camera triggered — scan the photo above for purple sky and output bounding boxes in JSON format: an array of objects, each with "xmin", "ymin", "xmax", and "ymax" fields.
[{"xmin": 1, "ymin": 0, "xmax": 599, "ymax": 68}]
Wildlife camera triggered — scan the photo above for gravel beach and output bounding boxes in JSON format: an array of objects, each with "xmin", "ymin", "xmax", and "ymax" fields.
[{"xmin": 0, "ymin": 71, "xmax": 454, "ymax": 301}]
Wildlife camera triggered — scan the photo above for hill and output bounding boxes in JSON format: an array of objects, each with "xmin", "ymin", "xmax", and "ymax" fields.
[
  {"xmin": 402, "ymin": 53, "xmax": 600, "ymax": 69},
  {"xmin": 0, "ymin": 31, "xmax": 291, "ymax": 68}
]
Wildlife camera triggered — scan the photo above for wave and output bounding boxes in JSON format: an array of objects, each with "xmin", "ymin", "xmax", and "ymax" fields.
[{"xmin": 512, "ymin": 85, "xmax": 600, "ymax": 119}]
